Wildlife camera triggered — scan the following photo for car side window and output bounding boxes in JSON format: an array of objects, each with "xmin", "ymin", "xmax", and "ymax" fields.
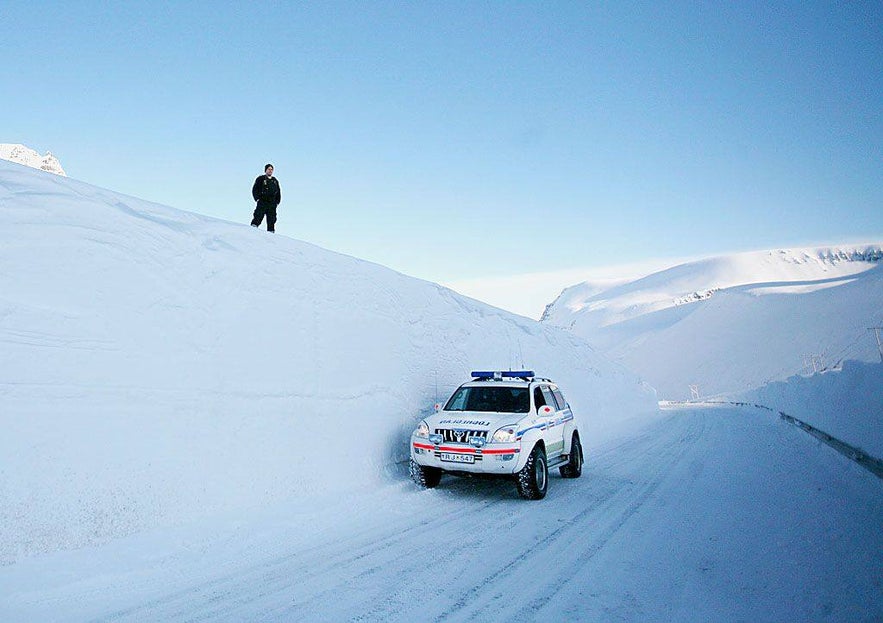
[
  {"xmin": 533, "ymin": 386, "xmax": 546, "ymax": 409},
  {"xmin": 552, "ymin": 388, "xmax": 566, "ymax": 410},
  {"xmin": 540, "ymin": 386, "xmax": 558, "ymax": 411}
]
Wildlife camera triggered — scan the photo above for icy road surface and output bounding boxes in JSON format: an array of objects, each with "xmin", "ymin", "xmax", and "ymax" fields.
[{"xmin": 3, "ymin": 405, "xmax": 881, "ymax": 622}]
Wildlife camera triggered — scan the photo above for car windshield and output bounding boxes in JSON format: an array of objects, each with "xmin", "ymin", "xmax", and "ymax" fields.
[{"xmin": 444, "ymin": 386, "xmax": 530, "ymax": 413}]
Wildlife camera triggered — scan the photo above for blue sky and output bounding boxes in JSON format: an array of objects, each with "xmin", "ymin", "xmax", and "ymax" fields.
[{"xmin": 4, "ymin": 1, "xmax": 882, "ymax": 297}]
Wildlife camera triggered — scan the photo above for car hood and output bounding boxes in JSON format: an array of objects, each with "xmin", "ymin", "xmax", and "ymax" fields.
[{"xmin": 426, "ymin": 411, "xmax": 523, "ymax": 432}]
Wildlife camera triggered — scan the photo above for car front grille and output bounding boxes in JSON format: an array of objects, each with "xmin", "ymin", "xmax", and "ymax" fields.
[{"xmin": 435, "ymin": 428, "xmax": 488, "ymax": 444}]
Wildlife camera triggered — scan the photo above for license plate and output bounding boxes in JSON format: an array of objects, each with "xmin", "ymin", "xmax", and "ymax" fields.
[{"xmin": 439, "ymin": 452, "xmax": 474, "ymax": 464}]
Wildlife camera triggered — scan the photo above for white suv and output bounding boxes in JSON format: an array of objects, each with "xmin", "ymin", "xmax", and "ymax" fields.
[{"xmin": 409, "ymin": 371, "xmax": 583, "ymax": 500}]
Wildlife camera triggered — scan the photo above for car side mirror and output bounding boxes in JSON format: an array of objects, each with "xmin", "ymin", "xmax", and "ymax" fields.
[
  {"xmin": 434, "ymin": 403, "xmax": 441, "ymax": 412},
  {"xmin": 538, "ymin": 405, "xmax": 554, "ymax": 416}
]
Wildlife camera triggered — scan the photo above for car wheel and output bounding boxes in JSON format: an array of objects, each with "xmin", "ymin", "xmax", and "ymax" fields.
[
  {"xmin": 559, "ymin": 433, "xmax": 583, "ymax": 478},
  {"xmin": 409, "ymin": 458, "xmax": 442, "ymax": 489},
  {"xmin": 516, "ymin": 445, "xmax": 548, "ymax": 500}
]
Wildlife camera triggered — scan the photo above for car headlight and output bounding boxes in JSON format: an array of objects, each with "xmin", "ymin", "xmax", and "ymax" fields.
[
  {"xmin": 492, "ymin": 425, "xmax": 517, "ymax": 443},
  {"xmin": 415, "ymin": 420, "xmax": 430, "ymax": 438}
]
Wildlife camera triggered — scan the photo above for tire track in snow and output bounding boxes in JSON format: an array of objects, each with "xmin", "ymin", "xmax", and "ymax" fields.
[
  {"xmin": 434, "ymin": 413, "xmax": 705, "ymax": 622},
  {"xmin": 91, "ymin": 493, "xmax": 510, "ymax": 623},
  {"xmin": 195, "ymin": 480, "xmax": 531, "ymax": 623},
  {"xmin": 510, "ymin": 413, "xmax": 707, "ymax": 620},
  {"xmin": 278, "ymin": 425, "xmax": 693, "ymax": 623},
  {"xmin": 88, "ymin": 413, "xmax": 704, "ymax": 623}
]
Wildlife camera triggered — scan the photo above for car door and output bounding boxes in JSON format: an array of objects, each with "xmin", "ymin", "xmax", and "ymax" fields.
[
  {"xmin": 532, "ymin": 385, "xmax": 552, "ymax": 430},
  {"xmin": 542, "ymin": 385, "xmax": 567, "ymax": 457},
  {"xmin": 534, "ymin": 384, "xmax": 565, "ymax": 457}
]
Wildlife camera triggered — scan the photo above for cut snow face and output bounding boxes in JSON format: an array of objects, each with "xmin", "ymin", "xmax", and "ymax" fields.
[
  {"xmin": 739, "ymin": 360, "xmax": 883, "ymax": 459},
  {"xmin": 543, "ymin": 246, "xmax": 883, "ymax": 399},
  {"xmin": 0, "ymin": 159, "xmax": 657, "ymax": 563},
  {"xmin": 0, "ymin": 143, "xmax": 66, "ymax": 176}
]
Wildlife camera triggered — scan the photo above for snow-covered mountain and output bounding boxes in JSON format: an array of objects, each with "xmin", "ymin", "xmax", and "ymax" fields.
[
  {"xmin": 0, "ymin": 159, "xmax": 657, "ymax": 563},
  {"xmin": 0, "ymin": 143, "xmax": 66, "ymax": 176},
  {"xmin": 542, "ymin": 246, "xmax": 883, "ymax": 399}
]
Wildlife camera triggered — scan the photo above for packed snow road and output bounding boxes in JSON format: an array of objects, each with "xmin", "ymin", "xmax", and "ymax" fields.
[{"xmin": 3, "ymin": 405, "xmax": 881, "ymax": 622}]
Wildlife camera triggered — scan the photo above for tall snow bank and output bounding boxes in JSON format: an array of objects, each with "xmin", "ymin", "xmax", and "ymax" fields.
[
  {"xmin": 738, "ymin": 360, "xmax": 883, "ymax": 458},
  {"xmin": 0, "ymin": 160, "xmax": 658, "ymax": 563}
]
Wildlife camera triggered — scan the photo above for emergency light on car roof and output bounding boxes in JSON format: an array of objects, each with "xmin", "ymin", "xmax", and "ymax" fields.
[{"xmin": 471, "ymin": 370, "xmax": 535, "ymax": 380}]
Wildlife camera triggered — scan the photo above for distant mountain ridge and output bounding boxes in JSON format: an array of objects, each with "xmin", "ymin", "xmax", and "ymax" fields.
[
  {"xmin": 542, "ymin": 244, "xmax": 883, "ymax": 399},
  {"xmin": 542, "ymin": 245, "xmax": 882, "ymax": 327},
  {"xmin": 0, "ymin": 143, "xmax": 66, "ymax": 176}
]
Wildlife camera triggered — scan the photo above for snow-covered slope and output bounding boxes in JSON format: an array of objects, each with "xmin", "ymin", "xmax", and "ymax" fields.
[
  {"xmin": 0, "ymin": 160, "xmax": 657, "ymax": 563},
  {"xmin": 0, "ymin": 143, "xmax": 66, "ymax": 176},
  {"xmin": 543, "ymin": 246, "xmax": 883, "ymax": 399}
]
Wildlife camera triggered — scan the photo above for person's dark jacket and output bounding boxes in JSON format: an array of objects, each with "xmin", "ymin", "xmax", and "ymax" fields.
[{"xmin": 252, "ymin": 175, "xmax": 281, "ymax": 205}]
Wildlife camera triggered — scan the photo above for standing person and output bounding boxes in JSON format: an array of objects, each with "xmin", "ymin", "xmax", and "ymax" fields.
[{"xmin": 251, "ymin": 164, "xmax": 281, "ymax": 232}]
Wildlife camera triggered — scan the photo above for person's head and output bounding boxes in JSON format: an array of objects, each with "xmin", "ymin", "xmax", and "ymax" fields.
[{"xmin": 264, "ymin": 164, "xmax": 274, "ymax": 177}]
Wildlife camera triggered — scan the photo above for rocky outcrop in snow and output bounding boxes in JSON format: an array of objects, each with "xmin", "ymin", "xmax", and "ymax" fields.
[{"xmin": 0, "ymin": 143, "xmax": 66, "ymax": 176}]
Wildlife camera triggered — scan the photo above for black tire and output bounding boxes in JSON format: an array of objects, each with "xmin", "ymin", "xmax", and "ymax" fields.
[
  {"xmin": 515, "ymin": 445, "xmax": 548, "ymax": 500},
  {"xmin": 559, "ymin": 433, "xmax": 583, "ymax": 478},
  {"xmin": 409, "ymin": 458, "xmax": 441, "ymax": 489}
]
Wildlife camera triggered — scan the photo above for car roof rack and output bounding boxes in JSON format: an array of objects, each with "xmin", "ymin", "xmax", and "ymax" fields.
[{"xmin": 470, "ymin": 370, "xmax": 535, "ymax": 382}]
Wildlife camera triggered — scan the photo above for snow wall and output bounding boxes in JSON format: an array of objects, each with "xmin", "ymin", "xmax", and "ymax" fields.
[
  {"xmin": 0, "ymin": 160, "xmax": 658, "ymax": 562},
  {"xmin": 738, "ymin": 360, "xmax": 883, "ymax": 459}
]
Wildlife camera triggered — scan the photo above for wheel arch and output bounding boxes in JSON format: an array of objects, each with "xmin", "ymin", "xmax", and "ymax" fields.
[
  {"xmin": 565, "ymin": 428, "xmax": 581, "ymax": 454},
  {"xmin": 513, "ymin": 437, "xmax": 546, "ymax": 473}
]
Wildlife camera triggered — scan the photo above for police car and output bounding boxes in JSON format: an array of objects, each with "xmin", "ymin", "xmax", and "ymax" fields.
[{"xmin": 409, "ymin": 371, "xmax": 583, "ymax": 500}]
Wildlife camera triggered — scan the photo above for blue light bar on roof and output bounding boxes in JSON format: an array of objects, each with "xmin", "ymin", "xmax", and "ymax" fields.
[{"xmin": 471, "ymin": 370, "xmax": 535, "ymax": 379}]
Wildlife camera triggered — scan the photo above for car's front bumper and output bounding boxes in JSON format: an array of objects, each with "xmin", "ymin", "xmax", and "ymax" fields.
[{"xmin": 411, "ymin": 437, "xmax": 523, "ymax": 475}]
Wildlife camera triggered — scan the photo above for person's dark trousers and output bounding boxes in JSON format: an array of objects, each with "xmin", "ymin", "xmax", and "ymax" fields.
[{"xmin": 251, "ymin": 201, "xmax": 277, "ymax": 232}]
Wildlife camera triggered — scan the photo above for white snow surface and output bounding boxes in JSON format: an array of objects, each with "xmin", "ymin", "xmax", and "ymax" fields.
[
  {"xmin": 0, "ymin": 159, "xmax": 657, "ymax": 564},
  {"xmin": 542, "ymin": 245, "xmax": 883, "ymax": 401},
  {"xmin": 2, "ymin": 405, "xmax": 881, "ymax": 622},
  {"xmin": 0, "ymin": 143, "xmax": 66, "ymax": 176}
]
